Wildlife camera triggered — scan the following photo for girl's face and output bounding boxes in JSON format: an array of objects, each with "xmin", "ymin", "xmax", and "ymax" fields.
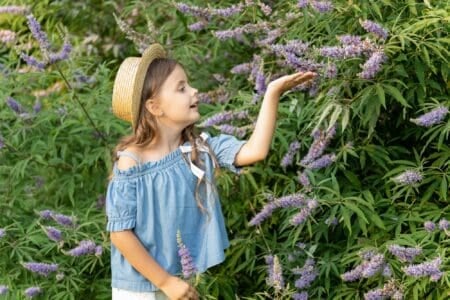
[{"xmin": 146, "ymin": 64, "xmax": 200, "ymax": 129}]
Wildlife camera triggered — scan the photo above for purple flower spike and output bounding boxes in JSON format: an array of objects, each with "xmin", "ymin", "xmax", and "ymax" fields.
[
  {"xmin": 23, "ymin": 262, "xmax": 58, "ymax": 276},
  {"xmin": 24, "ymin": 286, "xmax": 42, "ymax": 298},
  {"xmin": 176, "ymin": 231, "xmax": 197, "ymax": 279},
  {"xmin": 438, "ymin": 218, "xmax": 449, "ymax": 230},
  {"xmin": 0, "ymin": 228, "xmax": 5, "ymax": 238},
  {"xmin": 402, "ymin": 257, "xmax": 442, "ymax": 281},
  {"xmin": 360, "ymin": 19, "xmax": 389, "ymax": 40},
  {"xmin": 293, "ymin": 258, "xmax": 318, "ymax": 289},
  {"xmin": 39, "ymin": 209, "xmax": 54, "ymax": 220},
  {"xmin": 424, "ymin": 221, "xmax": 436, "ymax": 232},
  {"xmin": 67, "ymin": 240, "xmax": 96, "ymax": 256},
  {"xmin": 293, "ymin": 292, "xmax": 308, "ymax": 300},
  {"xmin": 310, "ymin": 1, "xmax": 333, "ymax": 13},
  {"xmin": 265, "ymin": 255, "xmax": 284, "ymax": 290},
  {"xmin": 357, "ymin": 51, "xmax": 387, "ymax": 79},
  {"xmin": 0, "ymin": 285, "xmax": 8, "ymax": 295},
  {"xmin": 6, "ymin": 96, "xmax": 24, "ymax": 114},
  {"xmin": 410, "ymin": 106, "xmax": 449, "ymax": 127},
  {"xmin": 392, "ymin": 170, "xmax": 423, "ymax": 185},
  {"xmin": 45, "ymin": 226, "xmax": 62, "ymax": 242},
  {"xmin": 26, "ymin": 14, "xmax": 51, "ymax": 53},
  {"xmin": 387, "ymin": 244, "xmax": 421, "ymax": 262},
  {"xmin": 53, "ymin": 213, "xmax": 74, "ymax": 227}
]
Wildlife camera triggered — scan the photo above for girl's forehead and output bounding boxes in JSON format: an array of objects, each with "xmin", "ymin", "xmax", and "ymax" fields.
[{"xmin": 168, "ymin": 65, "xmax": 187, "ymax": 80}]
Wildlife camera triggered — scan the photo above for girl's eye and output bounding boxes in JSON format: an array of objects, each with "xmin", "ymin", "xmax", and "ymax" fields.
[{"xmin": 179, "ymin": 86, "xmax": 185, "ymax": 92}]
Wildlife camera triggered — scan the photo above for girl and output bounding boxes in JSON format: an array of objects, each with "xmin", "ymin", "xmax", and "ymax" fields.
[{"xmin": 106, "ymin": 44, "xmax": 315, "ymax": 300}]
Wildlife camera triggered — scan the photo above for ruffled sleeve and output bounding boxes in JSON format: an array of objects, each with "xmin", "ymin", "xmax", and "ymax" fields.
[
  {"xmin": 105, "ymin": 177, "xmax": 137, "ymax": 232},
  {"xmin": 205, "ymin": 133, "xmax": 247, "ymax": 174}
]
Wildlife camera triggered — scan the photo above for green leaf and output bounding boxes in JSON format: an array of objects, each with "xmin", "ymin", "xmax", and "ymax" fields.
[
  {"xmin": 375, "ymin": 84, "xmax": 386, "ymax": 109},
  {"xmin": 383, "ymin": 84, "xmax": 410, "ymax": 108}
]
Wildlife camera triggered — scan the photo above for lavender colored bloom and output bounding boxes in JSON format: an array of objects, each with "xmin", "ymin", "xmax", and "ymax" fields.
[
  {"xmin": 20, "ymin": 53, "xmax": 46, "ymax": 70},
  {"xmin": 291, "ymin": 207, "xmax": 313, "ymax": 225},
  {"xmin": 256, "ymin": 29, "xmax": 282, "ymax": 47},
  {"xmin": 265, "ymin": 255, "xmax": 284, "ymax": 290},
  {"xmin": 305, "ymin": 153, "xmax": 336, "ymax": 170},
  {"xmin": 298, "ymin": 171, "xmax": 311, "ymax": 188},
  {"xmin": 360, "ymin": 20, "xmax": 389, "ymax": 40},
  {"xmin": 410, "ymin": 106, "xmax": 449, "ymax": 127},
  {"xmin": 48, "ymin": 40, "xmax": 72, "ymax": 63},
  {"xmin": 297, "ymin": 0, "xmax": 309, "ymax": 8},
  {"xmin": 175, "ymin": 3, "xmax": 210, "ymax": 19},
  {"xmin": 364, "ymin": 288, "xmax": 386, "ymax": 300},
  {"xmin": 438, "ymin": 218, "xmax": 449, "ymax": 230},
  {"xmin": 177, "ymin": 231, "xmax": 197, "ymax": 278},
  {"xmin": 96, "ymin": 195, "xmax": 106, "ymax": 209},
  {"xmin": 0, "ymin": 228, "xmax": 5, "ymax": 238},
  {"xmin": 424, "ymin": 221, "xmax": 436, "ymax": 232},
  {"xmin": 218, "ymin": 124, "xmax": 246, "ymax": 138},
  {"xmin": 23, "ymin": 262, "xmax": 58, "ymax": 276},
  {"xmin": 214, "ymin": 22, "xmax": 270, "ymax": 40},
  {"xmin": 213, "ymin": 4, "xmax": 244, "ymax": 17},
  {"xmin": 95, "ymin": 245, "xmax": 103, "ymax": 256},
  {"xmin": 402, "ymin": 257, "xmax": 442, "ymax": 281},
  {"xmin": 338, "ymin": 35, "xmax": 362, "ymax": 45},
  {"xmin": 293, "ymin": 292, "xmax": 308, "ymax": 300},
  {"xmin": 387, "ymin": 244, "xmax": 422, "ymax": 262},
  {"xmin": 45, "ymin": 226, "xmax": 62, "ymax": 242},
  {"xmin": 0, "ymin": 285, "xmax": 8, "ymax": 295},
  {"xmin": 200, "ymin": 110, "xmax": 249, "ymax": 127},
  {"xmin": 0, "ymin": 136, "xmax": 4, "ymax": 149},
  {"xmin": 6, "ymin": 96, "xmax": 23, "ymax": 114},
  {"xmin": 249, "ymin": 193, "xmax": 309, "ymax": 226},
  {"xmin": 358, "ymin": 51, "xmax": 387, "ymax": 79},
  {"xmin": 33, "ymin": 100, "xmax": 42, "ymax": 113},
  {"xmin": 271, "ymin": 40, "xmax": 309, "ymax": 57},
  {"xmin": 26, "ymin": 14, "xmax": 51, "ymax": 53},
  {"xmin": 0, "ymin": 5, "xmax": 30, "ymax": 15},
  {"xmin": 301, "ymin": 126, "xmax": 336, "ymax": 165},
  {"xmin": 325, "ymin": 217, "xmax": 338, "ymax": 226},
  {"xmin": 258, "ymin": 3, "xmax": 272, "ymax": 15},
  {"xmin": 324, "ymin": 63, "xmax": 338, "ymax": 78},
  {"xmin": 188, "ymin": 21, "xmax": 206, "ymax": 31},
  {"xmin": 392, "ymin": 170, "xmax": 423, "ymax": 185},
  {"xmin": 382, "ymin": 264, "xmax": 392, "ymax": 277},
  {"xmin": 24, "ymin": 286, "xmax": 42, "ymax": 298},
  {"xmin": 310, "ymin": 1, "xmax": 334, "ymax": 13},
  {"xmin": 293, "ymin": 258, "xmax": 318, "ymax": 289},
  {"xmin": 255, "ymin": 71, "xmax": 267, "ymax": 95},
  {"xmin": 53, "ymin": 213, "xmax": 74, "ymax": 227},
  {"xmin": 341, "ymin": 253, "xmax": 386, "ymax": 281},
  {"xmin": 67, "ymin": 240, "xmax": 96, "ymax": 256},
  {"xmin": 281, "ymin": 141, "xmax": 301, "ymax": 168},
  {"xmin": 230, "ymin": 62, "xmax": 252, "ymax": 74},
  {"xmin": 39, "ymin": 209, "xmax": 54, "ymax": 220}
]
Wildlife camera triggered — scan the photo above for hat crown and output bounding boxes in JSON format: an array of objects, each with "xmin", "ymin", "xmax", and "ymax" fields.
[{"xmin": 112, "ymin": 44, "xmax": 167, "ymax": 129}]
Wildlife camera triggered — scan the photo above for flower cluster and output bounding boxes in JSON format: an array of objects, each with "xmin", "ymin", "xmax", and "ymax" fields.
[
  {"xmin": 249, "ymin": 193, "xmax": 317, "ymax": 226},
  {"xmin": 22, "ymin": 262, "xmax": 58, "ymax": 277},
  {"xmin": 341, "ymin": 251, "xmax": 391, "ymax": 282},
  {"xmin": 402, "ymin": 257, "xmax": 443, "ymax": 281},
  {"xmin": 293, "ymin": 258, "xmax": 318, "ymax": 290},
  {"xmin": 391, "ymin": 170, "xmax": 423, "ymax": 185},
  {"xmin": 410, "ymin": 106, "xmax": 449, "ymax": 127},
  {"xmin": 424, "ymin": 218, "xmax": 449, "ymax": 234},
  {"xmin": 297, "ymin": 0, "xmax": 334, "ymax": 13},
  {"xmin": 176, "ymin": 231, "xmax": 197, "ymax": 279},
  {"xmin": 300, "ymin": 125, "xmax": 336, "ymax": 168},
  {"xmin": 114, "ymin": 14, "xmax": 155, "ymax": 53},
  {"xmin": 24, "ymin": 286, "xmax": 42, "ymax": 298},
  {"xmin": 281, "ymin": 140, "xmax": 301, "ymax": 168},
  {"xmin": 364, "ymin": 281, "xmax": 403, "ymax": 300},
  {"xmin": 360, "ymin": 19, "xmax": 389, "ymax": 40},
  {"xmin": 20, "ymin": 14, "xmax": 72, "ymax": 70},
  {"xmin": 67, "ymin": 240, "xmax": 102, "ymax": 257},
  {"xmin": 200, "ymin": 110, "xmax": 249, "ymax": 128},
  {"xmin": 38, "ymin": 209, "xmax": 76, "ymax": 227},
  {"xmin": 0, "ymin": 29, "xmax": 16, "ymax": 44},
  {"xmin": 387, "ymin": 244, "xmax": 422, "ymax": 263},
  {"xmin": 0, "ymin": 5, "xmax": 30, "ymax": 15},
  {"xmin": 265, "ymin": 255, "xmax": 284, "ymax": 291}
]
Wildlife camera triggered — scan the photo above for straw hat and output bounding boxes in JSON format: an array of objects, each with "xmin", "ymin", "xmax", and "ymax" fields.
[{"xmin": 112, "ymin": 43, "xmax": 166, "ymax": 129}]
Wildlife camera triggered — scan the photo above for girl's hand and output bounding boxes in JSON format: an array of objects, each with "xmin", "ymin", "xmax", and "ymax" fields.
[
  {"xmin": 159, "ymin": 276, "xmax": 199, "ymax": 300},
  {"xmin": 267, "ymin": 71, "xmax": 317, "ymax": 96}
]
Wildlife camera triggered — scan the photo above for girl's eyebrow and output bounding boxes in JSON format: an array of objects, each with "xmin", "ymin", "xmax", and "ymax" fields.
[{"xmin": 177, "ymin": 80, "xmax": 186, "ymax": 86}]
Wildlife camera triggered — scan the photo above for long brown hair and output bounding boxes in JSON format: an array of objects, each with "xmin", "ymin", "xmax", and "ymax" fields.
[{"xmin": 109, "ymin": 58, "xmax": 221, "ymax": 212}]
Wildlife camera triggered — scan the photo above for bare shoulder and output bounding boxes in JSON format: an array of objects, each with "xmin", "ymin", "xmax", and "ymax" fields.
[{"xmin": 116, "ymin": 146, "xmax": 142, "ymax": 171}]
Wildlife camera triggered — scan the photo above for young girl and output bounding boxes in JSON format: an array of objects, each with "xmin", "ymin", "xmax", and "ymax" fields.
[{"xmin": 106, "ymin": 43, "xmax": 315, "ymax": 300}]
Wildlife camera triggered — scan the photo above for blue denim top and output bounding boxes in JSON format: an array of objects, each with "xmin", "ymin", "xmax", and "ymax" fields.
[{"xmin": 105, "ymin": 132, "xmax": 247, "ymax": 292}]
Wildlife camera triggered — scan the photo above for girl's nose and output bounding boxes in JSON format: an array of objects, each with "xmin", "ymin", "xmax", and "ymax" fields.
[{"xmin": 192, "ymin": 87, "xmax": 198, "ymax": 96}]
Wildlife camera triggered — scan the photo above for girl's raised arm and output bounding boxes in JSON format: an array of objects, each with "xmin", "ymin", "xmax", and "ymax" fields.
[{"xmin": 234, "ymin": 71, "xmax": 316, "ymax": 167}]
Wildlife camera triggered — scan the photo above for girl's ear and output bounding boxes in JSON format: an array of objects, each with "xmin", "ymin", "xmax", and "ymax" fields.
[{"xmin": 145, "ymin": 99, "xmax": 164, "ymax": 117}]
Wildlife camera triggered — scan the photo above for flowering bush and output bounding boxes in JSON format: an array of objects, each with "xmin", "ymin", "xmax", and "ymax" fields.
[{"xmin": 0, "ymin": 0, "xmax": 448, "ymax": 299}]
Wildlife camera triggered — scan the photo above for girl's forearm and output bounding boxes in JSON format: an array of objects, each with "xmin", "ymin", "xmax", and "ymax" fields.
[
  {"xmin": 247, "ymin": 86, "xmax": 281, "ymax": 159},
  {"xmin": 110, "ymin": 230, "xmax": 171, "ymax": 288}
]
